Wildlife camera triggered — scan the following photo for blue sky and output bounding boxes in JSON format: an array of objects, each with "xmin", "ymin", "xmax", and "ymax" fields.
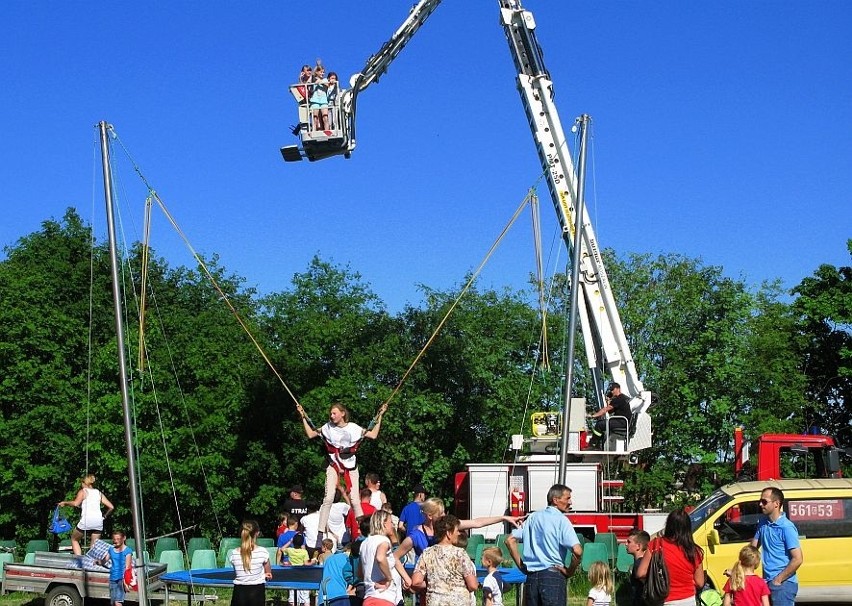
[{"xmin": 2, "ymin": 1, "xmax": 850, "ymax": 312}]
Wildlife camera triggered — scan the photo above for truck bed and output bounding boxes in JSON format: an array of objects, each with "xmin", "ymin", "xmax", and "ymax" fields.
[{"xmin": 2, "ymin": 551, "xmax": 168, "ymax": 605}]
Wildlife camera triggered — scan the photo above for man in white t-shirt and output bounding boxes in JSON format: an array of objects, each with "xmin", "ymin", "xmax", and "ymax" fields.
[
  {"xmin": 326, "ymin": 486, "xmax": 352, "ymax": 548},
  {"xmin": 300, "ymin": 508, "xmax": 322, "ymax": 558}
]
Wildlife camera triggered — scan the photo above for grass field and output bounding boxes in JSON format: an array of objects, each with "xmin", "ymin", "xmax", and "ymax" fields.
[{"xmin": 0, "ymin": 576, "xmax": 622, "ymax": 606}]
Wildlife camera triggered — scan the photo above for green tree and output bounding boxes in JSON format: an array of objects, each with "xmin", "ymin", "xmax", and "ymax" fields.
[
  {"xmin": 7, "ymin": 208, "xmax": 844, "ymax": 544},
  {"xmin": 257, "ymin": 257, "xmax": 403, "ymax": 505},
  {"xmin": 0, "ymin": 209, "xmax": 114, "ymax": 539},
  {"xmin": 792, "ymin": 240, "xmax": 852, "ymax": 447},
  {"xmin": 0, "ymin": 209, "xmax": 267, "ymax": 541},
  {"xmin": 603, "ymin": 251, "xmax": 808, "ymax": 507},
  {"xmin": 123, "ymin": 251, "xmax": 266, "ymax": 538}
]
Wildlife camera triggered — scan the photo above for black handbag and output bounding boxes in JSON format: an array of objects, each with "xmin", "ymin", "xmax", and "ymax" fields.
[{"xmin": 643, "ymin": 542, "xmax": 670, "ymax": 606}]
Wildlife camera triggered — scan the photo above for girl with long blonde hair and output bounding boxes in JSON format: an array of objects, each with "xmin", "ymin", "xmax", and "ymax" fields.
[
  {"xmin": 228, "ymin": 520, "xmax": 272, "ymax": 606},
  {"xmin": 296, "ymin": 401, "xmax": 388, "ymax": 534},
  {"xmin": 723, "ymin": 545, "xmax": 769, "ymax": 606},
  {"xmin": 587, "ymin": 561, "xmax": 614, "ymax": 606}
]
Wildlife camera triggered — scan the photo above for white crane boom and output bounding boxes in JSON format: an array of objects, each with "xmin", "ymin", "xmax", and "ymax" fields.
[
  {"xmin": 281, "ymin": 0, "xmax": 653, "ymax": 452},
  {"xmin": 498, "ymin": 1, "xmax": 651, "ymax": 451}
]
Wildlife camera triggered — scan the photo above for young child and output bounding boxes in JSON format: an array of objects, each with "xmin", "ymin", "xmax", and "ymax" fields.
[
  {"xmin": 626, "ymin": 528, "xmax": 650, "ymax": 606},
  {"xmin": 285, "ymin": 534, "xmax": 315, "ymax": 606},
  {"xmin": 723, "ymin": 545, "xmax": 770, "ymax": 606},
  {"xmin": 100, "ymin": 530, "xmax": 133, "ymax": 606},
  {"xmin": 274, "ymin": 512, "xmax": 288, "ymax": 540},
  {"xmin": 481, "ymin": 546, "xmax": 505, "ymax": 606},
  {"xmin": 587, "ymin": 560, "xmax": 614, "ymax": 606},
  {"xmin": 276, "ymin": 514, "xmax": 299, "ymax": 565},
  {"xmin": 316, "ymin": 538, "xmax": 335, "ymax": 565}
]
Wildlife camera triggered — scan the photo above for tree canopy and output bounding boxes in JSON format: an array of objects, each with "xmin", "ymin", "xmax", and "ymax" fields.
[{"xmin": 0, "ymin": 209, "xmax": 847, "ymax": 542}]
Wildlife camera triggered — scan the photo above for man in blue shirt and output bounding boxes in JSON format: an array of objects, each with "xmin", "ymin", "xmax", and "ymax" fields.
[
  {"xmin": 506, "ymin": 484, "xmax": 583, "ymax": 606},
  {"xmin": 752, "ymin": 487, "xmax": 803, "ymax": 606},
  {"xmin": 398, "ymin": 484, "xmax": 427, "ymax": 537}
]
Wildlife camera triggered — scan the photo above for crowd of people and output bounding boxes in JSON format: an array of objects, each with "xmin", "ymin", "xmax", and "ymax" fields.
[
  {"xmin": 56, "ymin": 401, "xmax": 804, "ymax": 606},
  {"xmin": 256, "ymin": 401, "xmax": 523, "ymax": 606},
  {"xmin": 267, "ymin": 481, "xmax": 516, "ymax": 606},
  {"xmin": 294, "ymin": 61, "xmax": 340, "ymax": 134},
  {"xmin": 250, "ymin": 402, "xmax": 803, "ymax": 606}
]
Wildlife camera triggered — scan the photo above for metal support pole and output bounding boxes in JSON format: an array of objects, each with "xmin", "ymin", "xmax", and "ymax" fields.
[
  {"xmin": 99, "ymin": 121, "xmax": 148, "ymax": 606},
  {"xmin": 559, "ymin": 114, "xmax": 591, "ymax": 484}
]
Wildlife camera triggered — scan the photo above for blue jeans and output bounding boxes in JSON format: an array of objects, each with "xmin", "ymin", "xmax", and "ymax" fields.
[
  {"xmin": 109, "ymin": 579, "xmax": 126, "ymax": 606},
  {"xmin": 525, "ymin": 567, "xmax": 566, "ymax": 606},
  {"xmin": 768, "ymin": 580, "xmax": 798, "ymax": 606}
]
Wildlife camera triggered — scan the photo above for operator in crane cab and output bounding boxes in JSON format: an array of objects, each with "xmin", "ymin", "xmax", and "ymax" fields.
[{"xmin": 588, "ymin": 382, "xmax": 631, "ymax": 448}]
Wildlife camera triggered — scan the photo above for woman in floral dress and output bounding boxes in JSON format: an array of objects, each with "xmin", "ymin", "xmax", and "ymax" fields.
[{"xmin": 411, "ymin": 515, "xmax": 478, "ymax": 606}]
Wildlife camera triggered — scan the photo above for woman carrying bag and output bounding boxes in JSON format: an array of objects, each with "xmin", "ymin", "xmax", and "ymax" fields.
[
  {"xmin": 58, "ymin": 474, "xmax": 114, "ymax": 555},
  {"xmin": 637, "ymin": 509, "xmax": 704, "ymax": 606}
]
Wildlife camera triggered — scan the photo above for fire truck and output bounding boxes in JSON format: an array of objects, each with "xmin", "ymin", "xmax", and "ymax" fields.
[{"xmin": 735, "ymin": 427, "xmax": 845, "ymax": 481}]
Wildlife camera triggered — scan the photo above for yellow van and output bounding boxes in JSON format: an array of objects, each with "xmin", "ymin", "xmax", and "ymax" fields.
[{"xmin": 688, "ymin": 478, "xmax": 852, "ymax": 602}]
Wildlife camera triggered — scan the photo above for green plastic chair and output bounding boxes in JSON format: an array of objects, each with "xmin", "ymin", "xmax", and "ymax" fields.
[
  {"xmin": 23, "ymin": 552, "xmax": 36, "ymax": 564},
  {"xmin": 125, "ymin": 538, "xmax": 136, "ymax": 552},
  {"xmin": 26, "ymin": 540, "xmax": 50, "ymax": 554},
  {"xmin": 593, "ymin": 532, "xmax": 618, "ymax": 562},
  {"xmin": 256, "ymin": 537, "xmax": 274, "ymax": 548},
  {"xmin": 154, "ymin": 537, "xmax": 179, "ymax": 562},
  {"xmin": 265, "ymin": 546, "xmax": 279, "ymax": 565},
  {"xmin": 496, "ymin": 534, "xmax": 511, "ymax": 562},
  {"xmin": 581, "ymin": 542, "xmax": 609, "ymax": 572},
  {"xmin": 465, "ymin": 534, "xmax": 485, "ymax": 560},
  {"xmin": 615, "ymin": 543, "xmax": 634, "ymax": 574},
  {"xmin": 58, "ymin": 539, "xmax": 73, "ymax": 552},
  {"xmin": 218, "ymin": 537, "xmax": 241, "ymax": 566},
  {"xmin": 187, "ymin": 537, "xmax": 213, "ymax": 562},
  {"xmin": 503, "ymin": 542, "xmax": 524, "ymax": 568},
  {"xmin": 190, "ymin": 548, "xmax": 217, "ymax": 570},
  {"xmin": 158, "ymin": 549, "xmax": 186, "ymax": 573},
  {"xmin": 0, "ymin": 540, "xmax": 17, "ymax": 554},
  {"xmin": 0, "ymin": 552, "xmax": 15, "ymax": 581},
  {"xmin": 473, "ymin": 542, "xmax": 486, "ymax": 566}
]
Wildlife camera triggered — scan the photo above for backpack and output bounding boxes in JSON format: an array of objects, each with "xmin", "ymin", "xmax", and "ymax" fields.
[
  {"xmin": 643, "ymin": 541, "xmax": 670, "ymax": 606},
  {"xmin": 699, "ymin": 589, "xmax": 723, "ymax": 606}
]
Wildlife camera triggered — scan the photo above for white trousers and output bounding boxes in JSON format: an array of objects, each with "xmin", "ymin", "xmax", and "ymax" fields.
[{"xmin": 318, "ymin": 465, "xmax": 363, "ymax": 531}]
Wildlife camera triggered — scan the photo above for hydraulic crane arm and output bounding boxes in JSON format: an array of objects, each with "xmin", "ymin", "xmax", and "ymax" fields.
[
  {"xmin": 280, "ymin": 0, "xmax": 652, "ymax": 452},
  {"xmin": 345, "ymin": 0, "xmax": 443, "ymax": 97},
  {"xmin": 341, "ymin": 0, "xmax": 443, "ymax": 153},
  {"xmin": 281, "ymin": 0, "xmax": 442, "ymax": 162},
  {"xmin": 499, "ymin": 1, "xmax": 652, "ymax": 451}
]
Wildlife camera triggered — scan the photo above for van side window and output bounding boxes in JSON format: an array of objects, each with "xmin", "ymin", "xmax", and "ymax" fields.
[
  {"xmin": 715, "ymin": 501, "xmax": 762, "ymax": 543},
  {"xmin": 787, "ymin": 498, "xmax": 852, "ymax": 538}
]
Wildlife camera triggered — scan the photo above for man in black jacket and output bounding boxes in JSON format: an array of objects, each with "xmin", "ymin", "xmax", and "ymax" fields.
[{"xmin": 588, "ymin": 382, "xmax": 631, "ymax": 448}]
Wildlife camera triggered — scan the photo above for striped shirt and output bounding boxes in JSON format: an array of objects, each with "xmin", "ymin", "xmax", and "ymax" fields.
[{"xmin": 229, "ymin": 546, "xmax": 269, "ymax": 585}]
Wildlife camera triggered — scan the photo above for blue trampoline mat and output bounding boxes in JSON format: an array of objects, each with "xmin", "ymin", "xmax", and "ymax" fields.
[
  {"xmin": 163, "ymin": 566, "xmax": 322, "ymax": 589},
  {"xmin": 163, "ymin": 565, "xmax": 526, "ymax": 589}
]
